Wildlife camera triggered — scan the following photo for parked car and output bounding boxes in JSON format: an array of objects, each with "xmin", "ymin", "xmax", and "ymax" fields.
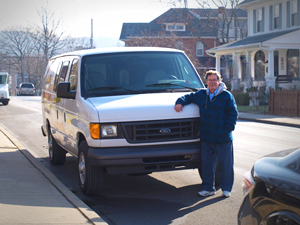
[
  {"xmin": 238, "ymin": 148, "xmax": 300, "ymax": 225},
  {"xmin": 41, "ymin": 47, "xmax": 217, "ymax": 195},
  {"xmin": 0, "ymin": 72, "xmax": 10, "ymax": 105},
  {"xmin": 17, "ymin": 83, "xmax": 35, "ymax": 96}
]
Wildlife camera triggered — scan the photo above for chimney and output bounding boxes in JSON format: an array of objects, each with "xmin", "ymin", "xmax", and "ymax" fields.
[{"xmin": 218, "ymin": 7, "xmax": 225, "ymax": 15}]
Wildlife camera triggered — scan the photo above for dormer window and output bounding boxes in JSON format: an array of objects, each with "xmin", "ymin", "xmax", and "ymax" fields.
[{"xmin": 166, "ymin": 23, "xmax": 186, "ymax": 31}]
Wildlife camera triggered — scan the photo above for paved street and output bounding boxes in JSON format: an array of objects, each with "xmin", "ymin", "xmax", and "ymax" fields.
[{"xmin": 1, "ymin": 96, "xmax": 300, "ymax": 225}]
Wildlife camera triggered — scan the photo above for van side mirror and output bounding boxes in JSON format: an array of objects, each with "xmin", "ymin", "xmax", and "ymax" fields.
[{"xmin": 57, "ymin": 82, "xmax": 76, "ymax": 99}]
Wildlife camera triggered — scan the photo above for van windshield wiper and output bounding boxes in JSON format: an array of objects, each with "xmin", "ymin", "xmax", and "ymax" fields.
[
  {"xmin": 146, "ymin": 83, "xmax": 199, "ymax": 92},
  {"xmin": 87, "ymin": 86, "xmax": 142, "ymax": 94}
]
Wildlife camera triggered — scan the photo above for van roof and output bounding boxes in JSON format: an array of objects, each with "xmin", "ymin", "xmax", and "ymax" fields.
[{"xmin": 51, "ymin": 47, "xmax": 183, "ymax": 60}]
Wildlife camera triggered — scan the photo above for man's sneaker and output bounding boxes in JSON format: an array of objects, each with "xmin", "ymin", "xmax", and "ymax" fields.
[
  {"xmin": 198, "ymin": 190, "xmax": 216, "ymax": 197},
  {"xmin": 222, "ymin": 191, "xmax": 231, "ymax": 198}
]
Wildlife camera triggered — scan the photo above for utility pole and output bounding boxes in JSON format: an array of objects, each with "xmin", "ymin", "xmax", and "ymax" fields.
[{"xmin": 90, "ymin": 19, "xmax": 94, "ymax": 49}]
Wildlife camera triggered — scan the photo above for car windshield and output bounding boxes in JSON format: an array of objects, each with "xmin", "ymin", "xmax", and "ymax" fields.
[
  {"xmin": 80, "ymin": 51, "xmax": 204, "ymax": 97},
  {"xmin": 21, "ymin": 83, "xmax": 33, "ymax": 88}
]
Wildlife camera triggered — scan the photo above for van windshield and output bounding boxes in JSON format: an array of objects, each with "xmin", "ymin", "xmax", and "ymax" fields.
[
  {"xmin": 81, "ymin": 51, "xmax": 204, "ymax": 97},
  {"xmin": 0, "ymin": 74, "xmax": 8, "ymax": 84}
]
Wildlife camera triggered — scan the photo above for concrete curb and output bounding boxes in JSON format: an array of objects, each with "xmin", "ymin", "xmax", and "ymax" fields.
[{"xmin": 0, "ymin": 125, "xmax": 107, "ymax": 225}]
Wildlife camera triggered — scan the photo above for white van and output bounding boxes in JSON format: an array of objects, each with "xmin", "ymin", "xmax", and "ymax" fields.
[
  {"xmin": 0, "ymin": 72, "xmax": 10, "ymax": 106},
  {"xmin": 41, "ymin": 47, "xmax": 205, "ymax": 195}
]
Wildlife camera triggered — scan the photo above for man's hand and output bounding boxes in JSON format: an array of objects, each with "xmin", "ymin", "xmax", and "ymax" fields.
[{"xmin": 174, "ymin": 104, "xmax": 183, "ymax": 112}]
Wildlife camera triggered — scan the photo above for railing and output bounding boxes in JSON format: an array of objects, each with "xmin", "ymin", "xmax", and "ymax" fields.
[
  {"xmin": 275, "ymin": 75, "xmax": 294, "ymax": 83},
  {"xmin": 268, "ymin": 88, "xmax": 300, "ymax": 117}
]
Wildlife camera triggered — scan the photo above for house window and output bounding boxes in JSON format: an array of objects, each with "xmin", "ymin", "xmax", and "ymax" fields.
[
  {"xmin": 273, "ymin": 4, "xmax": 280, "ymax": 29},
  {"xmin": 166, "ymin": 23, "xmax": 186, "ymax": 31},
  {"xmin": 196, "ymin": 42, "xmax": 204, "ymax": 57},
  {"xmin": 291, "ymin": 0, "xmax": 298, "ymax": 26},
  {"xmin": 257, "ymin": 8, "xmax": 263, "ymax": 32}
]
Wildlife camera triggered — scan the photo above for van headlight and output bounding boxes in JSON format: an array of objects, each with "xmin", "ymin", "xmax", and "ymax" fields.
[{"xmin": 101, "ymin": 125, "xmax": 117, "ymax": 137}]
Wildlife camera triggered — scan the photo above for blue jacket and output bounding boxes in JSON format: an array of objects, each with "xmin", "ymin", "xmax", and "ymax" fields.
[{"xmin": 176, "ymin": 83, "xmax": 238, "ymax": 143}]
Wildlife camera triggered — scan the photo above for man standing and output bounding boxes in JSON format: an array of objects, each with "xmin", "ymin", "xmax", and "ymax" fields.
[{"xmin": 174, "ymin": 70, "xmax": 238, "ymax": 198}]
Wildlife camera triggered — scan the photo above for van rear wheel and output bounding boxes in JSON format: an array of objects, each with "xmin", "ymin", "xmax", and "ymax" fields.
[
  {"xmin": 78, "ymin": 141, "xmax": 103, "ymax": 195},
  {"xmin": 48, "ymin": 130, "xmax": 66, "ymax": 165}
]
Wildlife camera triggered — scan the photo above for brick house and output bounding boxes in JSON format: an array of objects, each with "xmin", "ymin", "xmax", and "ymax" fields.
[{"xmin": 120, "ymin": 8, "xmax": 247, "ymax": 78}]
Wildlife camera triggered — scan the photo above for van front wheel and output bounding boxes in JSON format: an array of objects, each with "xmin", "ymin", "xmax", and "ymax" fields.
[
  {"xmin": 48, "ymin": 131, "xmax": 66, "ymax": 165},
  {"xmin": 78, "ymin": 141, "xmax": 103, "ymax": 195}
]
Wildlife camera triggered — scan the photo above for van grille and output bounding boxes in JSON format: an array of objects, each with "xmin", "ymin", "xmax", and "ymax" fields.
[{"xmin": 122, "ymin": 118, "xmax": 200, "ymax": 143}]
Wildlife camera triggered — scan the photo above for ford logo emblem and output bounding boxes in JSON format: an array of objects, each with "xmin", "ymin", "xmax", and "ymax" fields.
[{"xmin": 160, "ymin": 128, "xmax": 171, "ymax": 133}]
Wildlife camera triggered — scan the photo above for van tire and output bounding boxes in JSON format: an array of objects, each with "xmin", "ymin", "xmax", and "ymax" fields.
[
  {"xmin": 48, "ymin": 131, "xmax": 66, "ymax": 165},
  {"xmin": 3, "ymin": 101, "xmax": 8, "ymax": 105},
  {"xmin": 78, "ymin": 141, "xmax": 103, "ymax": 195},
  {"xmin": 198, "ymin": 164, "xmax": 220, "ymax": 186}
]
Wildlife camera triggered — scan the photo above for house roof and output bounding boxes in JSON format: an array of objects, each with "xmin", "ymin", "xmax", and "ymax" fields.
[
  {"xmin": 228, "ymin": 28, "xmax": 300, "ymax": 47},
  {"xmin": 239, "ymin": 0, "xmax": 256, "ymax": 5},
  {"xmin": 207, "ymin": 28, "xmax": 300, "ymax": 53},
  {"xmin": 238, "ymin": 0, "xmax": 262, "ymax": 9},
  {"xmin": 120, "ymin": 8, "xmax": 247, "ymax": 40}
]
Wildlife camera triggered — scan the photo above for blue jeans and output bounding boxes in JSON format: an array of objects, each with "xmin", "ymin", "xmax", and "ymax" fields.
[{"xmin": 201, "ymin": 141, "xmax": 234, "ymax": 192}]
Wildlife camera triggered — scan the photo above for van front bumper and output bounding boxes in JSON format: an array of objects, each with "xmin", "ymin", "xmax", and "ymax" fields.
[
  {"xmin": 0, "ymin": 98, "xmax": 9, "ymax": 103},
  {"xmin": 88, "ymin": 142, "xmax": 201, "ymax": 174}
]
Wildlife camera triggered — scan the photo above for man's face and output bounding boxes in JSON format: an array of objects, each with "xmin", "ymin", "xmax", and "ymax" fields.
[{"xmin": 206, "ymin": 74, "xmax": 221, "ymax": 93}]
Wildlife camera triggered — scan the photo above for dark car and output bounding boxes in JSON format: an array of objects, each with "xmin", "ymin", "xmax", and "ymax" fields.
[
  {"xmin": 17, "ymin": 83, "xmax": 35, "ymax": 96},
  {"xmin": 238, "ymin": 148, "xmax": 300, "ymax": 225}
]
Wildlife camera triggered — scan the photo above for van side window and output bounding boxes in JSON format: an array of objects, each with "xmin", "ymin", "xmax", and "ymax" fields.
[
  {"xmin": 69, "ymin": 59, "xmax": 79, "ymax": 91},
  {"xmin": 59, "ymin": 61, "xmax": 70, "ymax": 83},
  {"xmin": 53, "ymin": 62, "xmax": 63, "ymax": 92}
]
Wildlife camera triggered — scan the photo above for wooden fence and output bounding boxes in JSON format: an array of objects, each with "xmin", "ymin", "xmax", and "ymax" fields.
[{"xmin": 268, "ymin": 88, "xmax": 300, "ymax": 117}]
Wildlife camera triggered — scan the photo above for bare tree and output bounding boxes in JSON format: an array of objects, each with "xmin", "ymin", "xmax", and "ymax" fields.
[
  {"xmin": 32, "ymin": 2, "xmax": 67, "ymax": 68},
  {"xmin": 0, "ymin": 27, "xmax": 35, "ymax": 83},
  {"xmin": 167, "ymin": 0, "xmax": 247, "ymax": 44},
  {"xmin": 62, "ymin": 37, "xmax": 91, "ymax": 52},
  {"xmin": 198, "ymin": 0, "xmax": 247, "ymax": 43}
]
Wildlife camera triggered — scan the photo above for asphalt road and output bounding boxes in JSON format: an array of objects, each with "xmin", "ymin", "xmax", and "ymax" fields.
[{"xmin": 1, "ymin": 96, "xmax": 300, "ymax": 225}]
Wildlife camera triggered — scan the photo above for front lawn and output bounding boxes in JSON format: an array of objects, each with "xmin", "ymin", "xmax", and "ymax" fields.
[{"xmin": 237, "ymin": 105, "xmax": 269, "ymax": 114}]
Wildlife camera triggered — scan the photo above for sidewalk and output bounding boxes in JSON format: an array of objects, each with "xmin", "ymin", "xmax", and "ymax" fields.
[
  {"xmin": 0, "ymin": 125, "xmax": 107, "ymax": 225},
  {"xmin": 238, "ymin": 112, "xmax": 300, "ymax": 128},
  {"xmin": 0, "ymin": 113, "xmax": 299, "ymax": 225}
]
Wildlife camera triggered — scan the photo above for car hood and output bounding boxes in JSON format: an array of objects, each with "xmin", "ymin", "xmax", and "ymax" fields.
[
  {"xmin": 254, "ymin": 148, "xmax": 300, "ymax": 198},
  {"xmin": 88, "ymin": 92, "xmax": 199, "ymax": 123}
]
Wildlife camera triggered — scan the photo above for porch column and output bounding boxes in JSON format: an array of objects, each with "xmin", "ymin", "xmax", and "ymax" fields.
[
  {"xmin": 244, "ymin": 50, "xmax": 253, "ymax": 92},
  {"xmin": 215, "ymin": 54, "xmax": 221, "ymax": 73},
  {"xmin": 231, "ymin": 52, "xmax": 240, "ymax": 91},
  {"xmin": 265, "ymin": 49, "xmax": 276, "ymax": 92}
]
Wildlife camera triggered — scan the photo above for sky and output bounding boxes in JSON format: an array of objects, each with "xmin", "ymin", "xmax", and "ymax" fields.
[{"xmin": 0, "ymin": 0, "xmax": 214, "ymax": 46}]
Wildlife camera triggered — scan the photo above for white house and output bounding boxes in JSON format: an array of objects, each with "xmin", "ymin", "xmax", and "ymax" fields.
[{"xmin": 206, "ymin": 0, "xmax": 300, "ymax": 92}]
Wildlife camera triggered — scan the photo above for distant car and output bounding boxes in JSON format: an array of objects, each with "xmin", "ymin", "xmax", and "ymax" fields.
[
  {"xmin": 238, "ymin": 148, "xmax": 300, "ymax": 225},
  {"xmin": 17, "ymin": 83, "xmax": 35, "ymax": 96}
]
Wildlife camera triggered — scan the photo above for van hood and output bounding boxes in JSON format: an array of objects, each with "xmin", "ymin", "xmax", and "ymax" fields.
[{"xmin": 88, "ymin": 92, "xmax": 199, "ymax": 122}]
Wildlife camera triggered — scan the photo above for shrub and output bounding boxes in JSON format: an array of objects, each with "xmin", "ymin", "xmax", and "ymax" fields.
[{"xmin": 236, "ymin": 93, "xmax": 250, "ymax": 105}]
